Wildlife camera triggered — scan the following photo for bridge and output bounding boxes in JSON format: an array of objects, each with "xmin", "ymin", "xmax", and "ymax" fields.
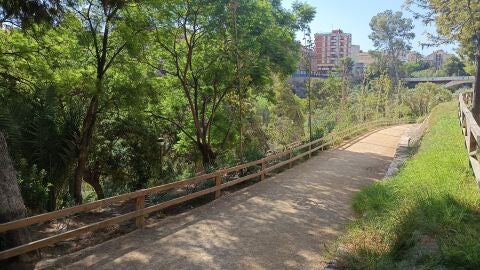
[
  {"xmin": 289, "ymin": 71, "xmax": 328, "ymax": 97},
  {"xmin": 0, "ymin": 120, "xmax": 421, "ymax": 269},
  {"xmin": 291, "ymin": 71, "xmax": 328, "ymax": 78},
  {"xmin": 404, "ymin": 76, "xmax": 475, "ymax": 88},
  {"xmin": 290, "ymin": 74, "xmax": 475, "ymax": 95}
]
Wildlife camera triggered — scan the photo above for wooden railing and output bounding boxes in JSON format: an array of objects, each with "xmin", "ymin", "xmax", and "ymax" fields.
[
  {"xmin": 0, "ymin": 118, "xmax": 409, "ymax": 261},
  {"xmin": 458, "ymin": 91, "xmax": 480, "ymax": 185}
]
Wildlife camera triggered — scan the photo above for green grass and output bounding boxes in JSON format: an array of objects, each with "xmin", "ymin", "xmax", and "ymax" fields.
[{"xmin": 337, "ymin": 102, "xmax": 480, "ymax": 269}]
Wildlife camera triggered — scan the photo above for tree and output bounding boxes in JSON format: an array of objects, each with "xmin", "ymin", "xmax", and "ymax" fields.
[
  {"xmin": 0, "ymin": 3, "xmax": 62, "ymax": 266},
  {"xmin": 407, "ymin": 0, "xmax": 480, "ymax": 118},
  {"xmin": 0, "ymin": 131, "xmax": 32, "ymax": 268},
  {"xmin": 403, "ymin": 82, "xmax": 452, "ymax": 116},
  {"xmin": 465, "ymin": 61, "xmax": 476, "ymax": 76},
  {"xmin": 0, "ymin": 0, "xmax": 61, "ymax": 26},
  {"xmin": 227, "ymin": 0, "xmax": 315, "ymax": 161},
  {"xmin": 146, "ymin": 0, "xmax": 304, "ymax": 167},
  {"xmin": 294, "ymin": 1, "xmax": 316, "ymax": 141},
  {"xmin": 65, "ymin": 0, "xmax": 144, "ymax": 204},
  {"xmin": 442, "ymin": 55, "xmax": 467, "ymax": 76},
  {"xmin": 0, "ymin": 0, "xmax": 318, "ymax": 215},
  {"xmin": 369, "ymin": 10, "xmax": 415, "ymax": 85},
  {"xmin": 404, "ymin": 60, "xmax": 431, "ymax": 76},
  {"xmin": 266, "ymin": 75, "xmax": 304, "ymax": 149},
  {"xmin": 410, "ymin": 68, "xmax": 446, "ymax": 78},
  {"xmin": 338, "ymin": 57, "xmax": 354, "ymax": 121},
  {"xmin": 368, "ymin": 51, "xmax": 393, "ymax": 78},
  {"xmin": 370, "ymin": 74, "xmax": 393, "ymax": 117},
  {"xmin": 309, "ymin": 74, "xmax": 343, "ymax": 134}
]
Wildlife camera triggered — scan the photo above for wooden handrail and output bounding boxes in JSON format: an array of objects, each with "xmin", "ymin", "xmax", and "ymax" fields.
[
  {"xmin": 458, "ymin": 92, "xmax": 480, "ymax": 185},
  {"xmin": 0, "ymin": 118, "xmax": 409, "ymax": 261}
]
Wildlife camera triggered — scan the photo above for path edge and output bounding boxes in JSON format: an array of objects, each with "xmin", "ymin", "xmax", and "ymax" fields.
[{"xmin": 385, "ymin": 115, "xmax": 431, "ymax": 178}]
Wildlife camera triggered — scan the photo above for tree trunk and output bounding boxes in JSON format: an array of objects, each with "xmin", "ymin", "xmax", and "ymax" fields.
[
  {"xmin": 239, "ymin": 96, "xmax": 244, "ymax": 162},
  {"xmin": 0, "ymin": 131, "xmax": 34, "ymax": 269},
  {"xmin": 198, "ymin": 142, "xmax": 216, "ymax": 167},
  {"xmin": 84, "ymin": 164, "xmax": 104, "ymax": 200},
  {"xmin": 47, "ymin": 187, "xmax": 56, "ymax": 212},
  {"xmin": 340, "ymin": 76, "xmax": 349, "ymax": 123},
  {"xmin": 394, "ymin": 63, "xmax": 401, "ymax": 110},
  {"xmin": 394, "ymin": 61, "xmax": 400, "ymax": 87},
  {"xmin": 471, "ymin": 46, "xmax": 480, "ymax": 122},
  {"xmin": 308, "ymin": 92, "xmax": 312, "ymax": 141},
  {"xmin": 72, "ymin": 95, "xmax": 99, "ymax": 204}
]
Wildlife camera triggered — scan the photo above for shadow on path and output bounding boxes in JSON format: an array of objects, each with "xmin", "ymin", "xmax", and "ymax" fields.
[{"xmin": 37, "ymin": 125, "xmax": 411, "ymax": 270}]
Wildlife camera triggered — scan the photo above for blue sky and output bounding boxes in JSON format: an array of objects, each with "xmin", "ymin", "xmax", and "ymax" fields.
[{"xmin": 281, "ymin": 0, "xmax": 455, "ymax": 55}]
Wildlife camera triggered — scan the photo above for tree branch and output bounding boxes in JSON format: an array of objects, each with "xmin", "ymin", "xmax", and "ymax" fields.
[{"xmin": 147, "ymin": 112, "xmax": 197, "ymax": 144}]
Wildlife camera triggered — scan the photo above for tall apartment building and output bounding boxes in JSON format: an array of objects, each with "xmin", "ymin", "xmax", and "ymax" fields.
[{"xmin": 314, "ymin": 29, "xmax": 352, "ymax": 73}]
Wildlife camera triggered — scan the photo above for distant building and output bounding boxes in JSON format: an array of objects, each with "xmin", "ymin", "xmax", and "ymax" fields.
[
  {"xmin": 424, "ymin": 50, "xmax": 451, "ymax": 70},
  {"xmin": 357, "ymin": 51, "xmax": 373, "ymax": 65},
  {"xmin": 351, "ymin": 45, "xmax": 360, "ymax": 63},
  {"xmin": 353, "ymin": 50, "xmax": 374, "ymax": 77},
  {"xmin": 314, "ymin": 29, "xmax": 352, "ymax": 73}
]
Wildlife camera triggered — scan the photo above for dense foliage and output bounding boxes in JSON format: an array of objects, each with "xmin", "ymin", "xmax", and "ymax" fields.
[
  {"xmin": 404, "ymin": 55, "xmax": 469, "ymax": 78},
  {"xmin": 407, "ymin": 0, "xmax": 480, "ymax": 117},
  {"xmin": 0, "ymin": 1, "xmax": 450, "ymax": 213},
  {"xmin": 369, "ymin": 10, "xmax": 414, "ymax": 84},
  {"xmin": 0, "ymin": 0, "xmax": 319, "ymax": 211}
]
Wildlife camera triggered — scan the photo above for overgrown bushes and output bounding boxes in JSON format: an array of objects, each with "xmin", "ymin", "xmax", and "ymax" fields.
[{"xmin": 403, "ymin": 82, "xmax": 452, "ymax": 116}]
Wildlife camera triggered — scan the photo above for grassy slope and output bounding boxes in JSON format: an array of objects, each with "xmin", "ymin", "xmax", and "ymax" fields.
[{"xmin": 338, "ymin": 102, "xmax": 480, "ymax": 269}]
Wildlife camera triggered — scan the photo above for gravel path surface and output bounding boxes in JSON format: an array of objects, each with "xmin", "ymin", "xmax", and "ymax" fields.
[{"xmin": 37, "ymin": 125, "xmax": 411, "ymax": 270}]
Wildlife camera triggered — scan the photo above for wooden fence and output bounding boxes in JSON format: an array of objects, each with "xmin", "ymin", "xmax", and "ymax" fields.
[
  {"xmin": 0, "ymin": 119, "xmax": 408, "ymax": 261},
  {"xmin": 458, "ymin": 91, "xmax": 480, "ymax": 185}
]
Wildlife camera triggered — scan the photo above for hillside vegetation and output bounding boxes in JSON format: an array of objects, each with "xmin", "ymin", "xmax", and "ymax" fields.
[{"xmin": 337, "ymin": 102, "xmax": 480, "ymax": 269}]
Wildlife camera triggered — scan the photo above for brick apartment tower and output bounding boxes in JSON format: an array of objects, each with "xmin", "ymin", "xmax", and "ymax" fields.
[{"xmin": 314, "ymin": 29, "xmax": 352, "ymax": 73}]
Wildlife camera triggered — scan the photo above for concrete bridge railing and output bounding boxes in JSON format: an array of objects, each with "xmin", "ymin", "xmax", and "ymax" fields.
[{"xmin": 404, "ymin": 76, "xmax": 475, "ymax": 83}]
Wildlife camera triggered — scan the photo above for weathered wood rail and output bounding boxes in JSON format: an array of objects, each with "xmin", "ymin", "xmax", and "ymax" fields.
[
  {"xmin": 458, "ymin": 91, "xmax": 480, "ymax": 185},
  {"xmin": 0, "ymin": 119, "xmax": 408, "ymax": 261}
]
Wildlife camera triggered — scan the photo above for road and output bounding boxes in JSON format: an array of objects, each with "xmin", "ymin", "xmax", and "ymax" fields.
[{"xmin": 37, "ymin": 125, "xmax": 412, "ymax": 270}]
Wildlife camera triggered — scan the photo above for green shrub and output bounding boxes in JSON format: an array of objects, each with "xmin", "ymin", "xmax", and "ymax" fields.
[
  {"xmin": 17, "ymin": 161, "xmax": 51, "ymax": 212},
  {"xmin": 403, "ymin": 83, "xmax": 452, "ymax": 117}
]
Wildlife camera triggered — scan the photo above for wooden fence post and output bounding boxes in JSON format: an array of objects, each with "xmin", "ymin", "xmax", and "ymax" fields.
[
  {"xmin": 135, "ymin": 194, "xmax": 145, "ymax": 229},
  {"xmin": 289, "ymin": 150, "xmax": 293, "ymax": 168},
  {"xmin": 468, "ymin": 130, "xmax": 477, "ymax": 153},
  {"xmin": 215, "ymin": 174, "xmax": 222, "ymax": 199},
  {"xmin": 261, "ymin": 160, "xmax": 265, "ymax": 181}
]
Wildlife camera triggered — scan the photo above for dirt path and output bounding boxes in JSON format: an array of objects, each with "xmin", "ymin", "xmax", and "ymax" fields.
[{"xmin": 37, "ymin": 125, "xmax": 411, "ymax": 270}]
